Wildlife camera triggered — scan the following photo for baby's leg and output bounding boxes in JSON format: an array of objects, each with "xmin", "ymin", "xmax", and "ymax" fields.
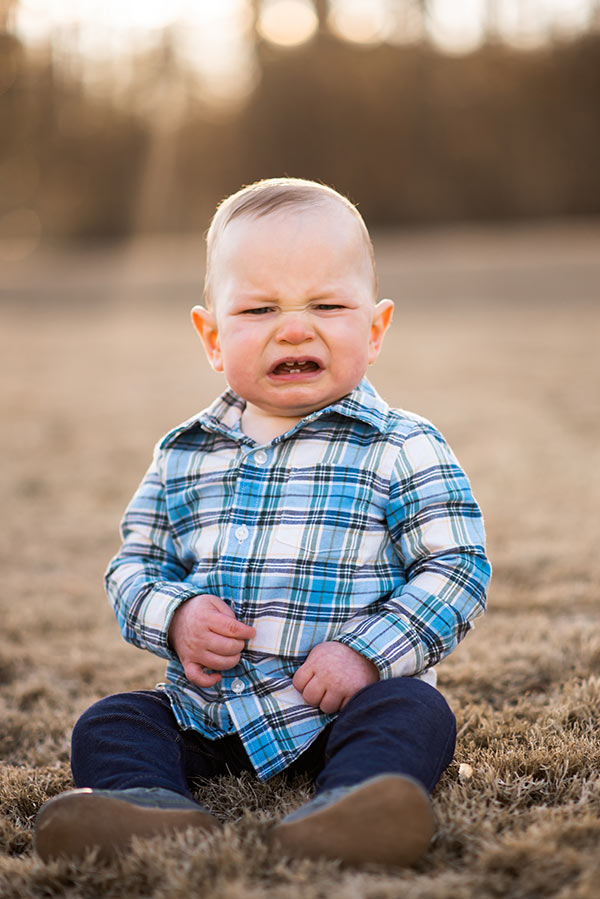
[
  {"xmin": 35, "ymin": 690, "xmax": 251, "ymax": 862},
  {"xmin": 273, "ymin": 677, "xmax": 456, "ymax": 867},
  {"xmin": 315, "ymin": 676, "xmax": 456, "ymax": 794},
  {"xmin": 70, "ymin": 690, "xmax": 198, "ymax": 797}
]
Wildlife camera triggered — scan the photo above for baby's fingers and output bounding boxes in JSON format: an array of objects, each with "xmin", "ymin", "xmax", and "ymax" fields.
[
  {"xmin": 292, "ymin": 663, "xmax": 312, "ymax": 694},
  {"xmin": 205, "ymin": 631, "xmax": 247, "ymax": 658},
  {"xmin": 200, "ymin": 649, "xmax": 243, "ymax": 671},
  {"xmin": 183, "ymin": 662, "xmax": 222, "ymax": 689},
  {"xmin": 319, "ymin": 690, "xmax": 343, "ymax": 715},
  {"xmin": 211, "ymin": 612, "xmax": 256, "ymax": 642},
  {"xmin": 298, "ymin": 674, "xmax": 326, "ymax": 710}
]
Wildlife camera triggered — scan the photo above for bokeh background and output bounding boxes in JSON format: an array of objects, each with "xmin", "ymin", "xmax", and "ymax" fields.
[
  {"xmin": 1, "ymin": 0, "xmax": 600, "ymax": 249},
  {"xmin": 2, "ymin": 4, "xmax": 600, "ymax": 896}
]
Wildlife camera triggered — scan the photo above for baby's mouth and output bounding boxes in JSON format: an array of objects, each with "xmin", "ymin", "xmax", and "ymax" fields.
[{"xmin": 271, "ymin": 359, "xmax": 321, "ymax": 376}]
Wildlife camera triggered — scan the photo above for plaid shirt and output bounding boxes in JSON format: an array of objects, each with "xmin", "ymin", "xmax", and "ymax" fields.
[{"xmin": 106, "ymin": 379, "xmax": 490, "ymax": 780}]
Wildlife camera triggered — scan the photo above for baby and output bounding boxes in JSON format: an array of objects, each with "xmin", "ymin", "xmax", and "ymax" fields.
[{"xmin": 35, "ymin": 178, "xmax": 491, "ymax": 867}]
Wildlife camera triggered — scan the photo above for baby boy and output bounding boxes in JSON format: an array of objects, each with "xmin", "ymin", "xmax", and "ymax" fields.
[{"xmin": 35, "ymin": 178, "xmax": 490, "ymax": 867}]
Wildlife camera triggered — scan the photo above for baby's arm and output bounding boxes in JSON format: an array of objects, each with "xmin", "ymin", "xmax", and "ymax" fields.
[
  {"xmin": 292, "ymin": 642, "xmax": 379, "ymax": 714},
  {"xmin": 105, "ymin": 447, "xmax": 253, "ymax": 668},
  {"xmin": 329, "ymin": 421, "xmax": 491, "ymax": 681},
  {"xmin": 294, "ymin": 421, "xmax": 490, "ymax": 714},
  {"xmin": 168, "ymin": 594, "xmax": 255, "ymax": 688}
]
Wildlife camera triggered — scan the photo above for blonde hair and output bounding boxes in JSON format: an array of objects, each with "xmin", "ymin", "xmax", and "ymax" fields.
[{"xmin": 204, "ymin": 177, "xmax": 377, "ymax": 305}]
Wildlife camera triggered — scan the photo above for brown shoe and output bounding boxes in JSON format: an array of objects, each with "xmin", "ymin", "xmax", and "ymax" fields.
[
  {"xmin": 272, "ymin": 774, "xmax": 434, "ymax": 868},
  {"xmin": 34, "ymin": 787, "xmax": 220, "ymax": 862}
]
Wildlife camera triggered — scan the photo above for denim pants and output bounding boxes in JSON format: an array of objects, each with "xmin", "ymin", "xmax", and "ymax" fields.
[{"xmin": 71, "ymin": 677, "xmax": 456, "ymax": 800}]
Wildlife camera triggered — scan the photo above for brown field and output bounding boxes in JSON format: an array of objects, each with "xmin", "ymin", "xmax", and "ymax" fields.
[{"xmin": 1, "ymin": 220, "xmax": 599, "ymax": 898}]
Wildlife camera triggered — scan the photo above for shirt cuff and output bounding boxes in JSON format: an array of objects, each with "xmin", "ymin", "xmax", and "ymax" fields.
[
  {"xmin": 333, "ymin": 616, "xmax": 425, "ymax": 680},
  {"xmin": 115, "ymin": 582, "xmax": 202, "ymax": 661}
]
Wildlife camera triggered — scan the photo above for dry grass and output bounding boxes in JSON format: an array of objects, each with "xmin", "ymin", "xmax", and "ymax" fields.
[{"xmin": 1, "ymin": 221, "xmax": 599, "ymax": 898}]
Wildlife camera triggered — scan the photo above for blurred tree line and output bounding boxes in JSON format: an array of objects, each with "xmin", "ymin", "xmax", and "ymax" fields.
[{"xmin": 1, "ymin": 16, "xmax": 599, "ymax": 241}]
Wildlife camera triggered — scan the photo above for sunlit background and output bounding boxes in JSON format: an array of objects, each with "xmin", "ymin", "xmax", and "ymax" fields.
[
  {"xmin": 11, "ymin": 0, "xmax": 599, "ymax": 100},
  {"xmin": 1, "ymin": 0, "xmax": 599, "ymax": 259}
]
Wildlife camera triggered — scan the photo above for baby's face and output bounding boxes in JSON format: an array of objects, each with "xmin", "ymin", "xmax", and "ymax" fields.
[{"xmin": 193, "ymin": 205, "xmax": 393, "ymax": 425}]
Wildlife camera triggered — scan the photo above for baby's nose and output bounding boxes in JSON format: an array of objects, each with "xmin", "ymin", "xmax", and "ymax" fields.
[{"xmin": 275, "ymin": 311, "xmax": 315, "ymax": 343}]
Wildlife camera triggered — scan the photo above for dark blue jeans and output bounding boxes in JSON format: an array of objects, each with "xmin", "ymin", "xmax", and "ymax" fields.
[{"xmin": 71, "ymin": 678, "xmax": 456, "ymax": 801}]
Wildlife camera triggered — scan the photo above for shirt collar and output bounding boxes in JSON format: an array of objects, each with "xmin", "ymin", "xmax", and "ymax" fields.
[
  {"xmin": 324, "ymin": 378, "xmax": 390, "ymax": 434},
  {"xmin": 161, "ymin": 378, "xmax": 389, "ymax": 448}
]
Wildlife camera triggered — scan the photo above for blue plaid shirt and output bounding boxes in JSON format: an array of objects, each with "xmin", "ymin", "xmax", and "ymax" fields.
[{"xmin": 106, "ymin": 379, "xmax": 490, "ymax": 780}]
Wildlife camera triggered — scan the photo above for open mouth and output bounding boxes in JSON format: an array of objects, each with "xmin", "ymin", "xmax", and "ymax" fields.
[{"xmin": 270, "ymin": 359, "xmax": 322, "ymax": 376}]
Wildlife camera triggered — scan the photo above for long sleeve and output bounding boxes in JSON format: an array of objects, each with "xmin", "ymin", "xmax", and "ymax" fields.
[
  {"xmin": 334, "ymin": 422, "xmax": 491, "ymax": 678},
  {"xmin": 105, "ymin": 448, "xmax": 200, "ymax": 660}
]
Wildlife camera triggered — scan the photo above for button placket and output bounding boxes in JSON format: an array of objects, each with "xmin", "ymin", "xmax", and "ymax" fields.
[
  {"xmin": 231, "ymin": 448, "xmax": 269, "ymax": 549},
  {"xmin": 235, "ymin": 524, "xmax": 249, "ymax": 542},
  {"xmin": 231, "ymin": 678, "xmax": 245, "ymax": 694}
]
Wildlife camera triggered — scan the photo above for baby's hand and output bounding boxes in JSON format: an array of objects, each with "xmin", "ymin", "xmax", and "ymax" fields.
[
  {"xmin": 168, "ymin": 594, "xmax": 256, "ymax": 689},
  {"xmin": 292, "ymin": 641, "xmax": 379, "ymax": 715}
]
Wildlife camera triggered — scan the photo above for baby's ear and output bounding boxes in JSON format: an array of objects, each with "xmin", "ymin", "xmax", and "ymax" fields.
[
  {"xmin": 368, "ymin": 298, "xmax": 394, "ymax": 364},
  {"xmin": 191, "ymin": 305, "xmax": 223, "ymax": 372}
]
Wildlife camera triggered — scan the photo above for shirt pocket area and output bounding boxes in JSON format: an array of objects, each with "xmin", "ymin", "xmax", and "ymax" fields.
[{"xmin": 272, "ymin": 524, "xmax": 348, "ymax": 560}]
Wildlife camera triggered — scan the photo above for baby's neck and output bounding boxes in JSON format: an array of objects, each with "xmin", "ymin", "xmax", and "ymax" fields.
[{"xmin": 241, "ymin": 406, "xmax": 303, "ymax": 444}]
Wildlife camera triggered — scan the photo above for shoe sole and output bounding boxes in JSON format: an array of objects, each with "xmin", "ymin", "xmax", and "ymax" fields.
[
  {"xmin": 34, "ymin": 791, "xmax": 219, "ymax": 862},
  {"xmin": 272, "ymin": 775, "xmax": 434, "ymax": 868}
]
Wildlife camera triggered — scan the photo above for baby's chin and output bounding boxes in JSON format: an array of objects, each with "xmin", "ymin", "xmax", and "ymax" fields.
[{"xmin": 249, "ymin": 393, "xmax": 351, "ymax": 420}]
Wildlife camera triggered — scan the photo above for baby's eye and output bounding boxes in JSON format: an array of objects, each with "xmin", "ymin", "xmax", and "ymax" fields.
[
  {"xmin": 314, "ymin": 304, "xmax": 345, "ymax": 311},
  {"xmin": 241, "ymin": 307, "xmax": 273, "ymax": 315}
]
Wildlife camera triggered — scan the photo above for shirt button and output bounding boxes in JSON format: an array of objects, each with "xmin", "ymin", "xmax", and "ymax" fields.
[
  {"xmin": 253, "ymin": 450, "xmax": 267, "ymax": 465},
  {"xmin": 231, "ymin": 678, "xmax": 245, "ymax": 694},
  {"xmin": 235, "ymin": 525, "xmax": 249, "ymax": 542}
]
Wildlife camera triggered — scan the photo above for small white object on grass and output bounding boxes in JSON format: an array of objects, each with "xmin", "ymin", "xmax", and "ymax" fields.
[{"xmin": 458, "ymin": 763, "xmax": 474, "ymax": 781}]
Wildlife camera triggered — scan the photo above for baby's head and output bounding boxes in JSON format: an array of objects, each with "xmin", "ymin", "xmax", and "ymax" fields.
[
  {"xmin": 192, "ymin": 178, "xmax": 393, "ymax": 439},
  {"xmin": 203, "ymin": 178, "xmax": 377, "ymax": 308}
]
